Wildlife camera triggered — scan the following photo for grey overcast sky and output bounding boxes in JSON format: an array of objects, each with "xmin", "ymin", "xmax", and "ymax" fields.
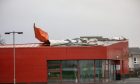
[{"xmin": 0, "ymin": 0, "xmax": 140, "ymax": 47}]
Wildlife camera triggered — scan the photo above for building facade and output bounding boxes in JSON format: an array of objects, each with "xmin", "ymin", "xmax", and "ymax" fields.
[
  {"xmin": 129, "ymin": 47, "xmax": 140, "ymax": 71},
  {"xmin": 0, "ymin": 39, "xmax": 129, "ymax": 84}
]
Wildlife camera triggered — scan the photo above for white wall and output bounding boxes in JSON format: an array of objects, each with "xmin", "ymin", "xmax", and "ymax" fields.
[{"xmin": 129, "ymin": 57, "xmax": 134, "ymax": 69}]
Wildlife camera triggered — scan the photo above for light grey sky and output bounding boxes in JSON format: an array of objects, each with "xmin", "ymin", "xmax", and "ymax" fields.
[{"xmin": 0, "ymin": 0, "xmax": 140, "ymax": 47}]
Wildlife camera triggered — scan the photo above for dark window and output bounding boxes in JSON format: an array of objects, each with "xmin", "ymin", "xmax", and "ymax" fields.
[{"xmin": 134, "ymin": 57, "xmax": 136, "ymax": 61}]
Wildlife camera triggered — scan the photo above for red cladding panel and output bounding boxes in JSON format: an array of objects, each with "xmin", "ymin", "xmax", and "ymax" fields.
[
  {"xmin": 107, "ymin": 41, "xmax": 129, "ymax": 74},
  {"xmin": 67, "ymin": 46, "xmax": 107, "ymax": 60},
  {"xmin": 46, "ymin": 46, "xmax": 107, "ymax": 60},
  {"xmin": 0, "ymin": 49, "xmax": 14, "ymax": 83},
  {"xmin": 15, "ymin": 48, "xmax": 47, "ymax": 83}
]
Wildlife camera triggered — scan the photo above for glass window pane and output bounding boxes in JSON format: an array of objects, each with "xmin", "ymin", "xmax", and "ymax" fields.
[
  {"xmin": 79, "ymin": 60, "xmax": 94, "ymax": 83},
  {"xmin": 95, "ymin": 60, "xmax": 102, "ymax": 81},
  {"xmin": 48, "ymin": 60, "xmax": 62, "ymax": 82},
  {"xmin": 62, "ymin": 61, "xmax": 78, "ymax": 82}
]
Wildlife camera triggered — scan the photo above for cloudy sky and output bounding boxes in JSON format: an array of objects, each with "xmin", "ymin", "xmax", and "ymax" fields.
[{"xmin": 0, "ymin": 0, "xmax": 140, "ymax": 47}]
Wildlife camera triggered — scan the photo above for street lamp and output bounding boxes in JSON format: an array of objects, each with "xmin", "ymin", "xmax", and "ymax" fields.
[{"xmin": 5, "ymin": 31, "xmax": 23, "ymax": 84}]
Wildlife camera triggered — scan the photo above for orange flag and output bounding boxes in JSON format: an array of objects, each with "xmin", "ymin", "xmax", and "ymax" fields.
[{"xmin": 34, "ymin": 23, "xmax": 50, "ymax": 45}]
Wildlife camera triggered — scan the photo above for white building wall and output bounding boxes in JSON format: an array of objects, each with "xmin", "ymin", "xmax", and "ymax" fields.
[{"xmin": 129, "ymin": 57, "xmax": 134, "ymax": 69}]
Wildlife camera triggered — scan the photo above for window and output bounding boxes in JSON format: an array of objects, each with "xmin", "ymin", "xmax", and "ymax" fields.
[
  {"xmin": 48, "ymin": 61, "xmax": 62, "ymax": 81},
  {"xmin": 134, "ymin": 57, "xmax": 137, "ymax": 64},
  {"xmin": 62, "ymin": 61, "xmax": 78, "ymax": 81},
  {"xmin": 48, "ymin": 60, "xmax": 116, "ymax": 83}
]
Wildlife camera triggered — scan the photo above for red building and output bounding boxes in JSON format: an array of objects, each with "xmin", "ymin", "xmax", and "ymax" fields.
[{"xmin": 0, "ymin": 36, "xmax": 129, "ymax": 84}]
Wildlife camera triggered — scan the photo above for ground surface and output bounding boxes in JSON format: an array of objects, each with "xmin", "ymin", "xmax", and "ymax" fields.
[
  {"xmin": 48, "ymin": 78, "xmax": 140, "ymax": 84},
  {"xmin": 108, "ymin": 78, "xmax": 140, "ymax": 84}
]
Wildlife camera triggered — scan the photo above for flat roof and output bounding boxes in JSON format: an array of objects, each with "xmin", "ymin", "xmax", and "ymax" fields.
[
  {"xmin": 0, "ymin": 40, "xmax": 127, "ymax": 48},
  {"xmin": 0, "ymin": 43, "xmax": 41, "ymax": 48}
]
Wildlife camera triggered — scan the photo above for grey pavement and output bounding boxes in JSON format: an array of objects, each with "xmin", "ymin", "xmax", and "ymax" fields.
[
  {"xmin": 48, "ymin": 78, "xmax": 140, "ymax": 84},
  {"xmin": 108, "ymin": 78, "xmax": 140, "ymax": 84}
]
